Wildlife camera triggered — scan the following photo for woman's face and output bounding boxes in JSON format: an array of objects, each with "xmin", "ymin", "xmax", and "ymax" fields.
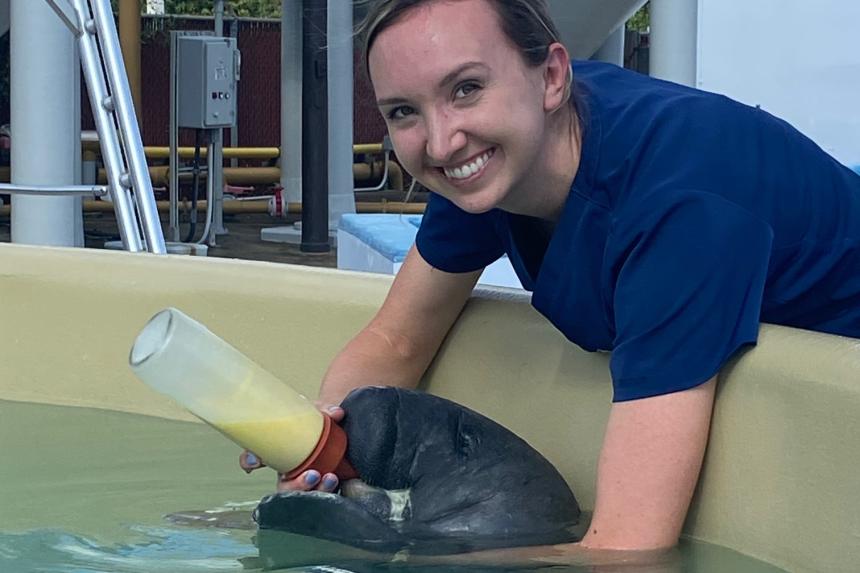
[{"xmin": 368, "ymin": 0, "xmax": 558, "ymax": 215}]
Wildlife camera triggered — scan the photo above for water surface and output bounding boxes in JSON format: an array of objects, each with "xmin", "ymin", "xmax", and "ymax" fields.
[{"xmin": 0, "ymin": 401, "xmax": 786, "ymax": 573}]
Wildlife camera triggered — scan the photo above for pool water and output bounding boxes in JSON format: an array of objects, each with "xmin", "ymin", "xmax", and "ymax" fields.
[{"xmin": 0, "ymin": 401, "xmax": 787, "ymax": 572}]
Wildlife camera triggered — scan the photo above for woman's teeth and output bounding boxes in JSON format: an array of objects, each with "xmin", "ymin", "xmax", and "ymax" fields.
[{"xmin": 443, "ymin": 149, "xmax": 494, "ymax": 180}]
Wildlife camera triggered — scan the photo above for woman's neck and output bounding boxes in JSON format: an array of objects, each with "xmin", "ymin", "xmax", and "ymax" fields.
[{"xmin": 506, "ymin": 107, "xmax": 582, "ymax": 223}]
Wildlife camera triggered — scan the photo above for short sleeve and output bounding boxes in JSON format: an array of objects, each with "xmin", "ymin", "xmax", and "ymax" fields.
[
  {"xmin": 609, "ymin": 190, "xmax": 774, "ymax": 402},
  {"xmin": 415, "ymin": 193, "xmax": 505, "ymax": 273}
]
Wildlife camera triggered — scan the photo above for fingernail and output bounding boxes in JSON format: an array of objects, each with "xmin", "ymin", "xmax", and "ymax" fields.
[
  {"xmin": 305, "ymin": 470, "xmax": 321, "ymax": 486},
  {"xmin": 326, "ymin": 406, "xmax": 340, "ymax": 413},
  {"xmin": 246, "ymin": 453, "xmax": 258, "ymax": 466},
  {"xmin": 323, "ymin": 476, "xmax": 338, "ymax": 489}
]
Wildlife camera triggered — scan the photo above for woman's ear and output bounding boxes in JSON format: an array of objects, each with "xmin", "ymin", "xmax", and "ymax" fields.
[{"xmin": 543, "ymin": 42, "xmax": 572, "ymax": 113}]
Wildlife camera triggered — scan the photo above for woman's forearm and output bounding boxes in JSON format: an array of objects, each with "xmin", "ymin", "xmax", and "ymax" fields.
[
  {"xmin": 317, "ymin": 249, "xmax": 481, "ymax": 407},
  {"xmin": 317, "ymin": 324, "xmax": 431, "ymax": 406}
]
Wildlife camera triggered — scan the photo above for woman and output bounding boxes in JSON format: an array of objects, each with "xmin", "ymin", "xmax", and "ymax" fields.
[{"xmin": 243, "ymin": 0, "xmax": 860, "ymax": 564}]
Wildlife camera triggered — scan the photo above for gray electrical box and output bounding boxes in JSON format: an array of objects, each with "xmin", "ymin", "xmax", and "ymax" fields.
[{"xmin": 176, "ymin": 36, "xmax": 239, "ymax": 129}]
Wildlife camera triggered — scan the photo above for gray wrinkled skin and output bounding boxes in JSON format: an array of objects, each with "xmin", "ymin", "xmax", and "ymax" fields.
[{"xmin": 254, "ymin": 387, "xmax": 581, "ymax": 557}]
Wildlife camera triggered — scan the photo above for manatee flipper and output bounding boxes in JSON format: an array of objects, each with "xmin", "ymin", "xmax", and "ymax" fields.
[
  {"xmin": 254, "ymin": 489, "xmax": 407, "ymax": 553},
  {"xmin": 256, "ymin": 387, "xmax": 580, "ymax": 563}
]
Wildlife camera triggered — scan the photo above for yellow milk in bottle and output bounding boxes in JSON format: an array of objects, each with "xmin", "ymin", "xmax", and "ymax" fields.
[{"xmin": 130, "ymin": 308, "xmax": 327, "ymax": 474}]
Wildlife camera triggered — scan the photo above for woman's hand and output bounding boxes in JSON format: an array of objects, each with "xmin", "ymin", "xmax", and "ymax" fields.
[{"xmin": 239, "ymin": 403, "xmax": 346, "ymax": 493}]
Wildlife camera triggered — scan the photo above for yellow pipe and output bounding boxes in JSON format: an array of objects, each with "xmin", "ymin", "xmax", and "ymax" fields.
[
  {"xmin": 143, "ymin": 147, "xmax": 282, "ymax": 160},
  {"xmin": 353, "ymin": 143, "xmax": 384, "ymax": 155},
  {"xmin": 119, "ymin": 0, "xmax": 142, "ymax": 124},
  {"xmin": 0, "ymin": 201, "xmax": 425, "ymax": 217},
  {"xmin": 2, "ymin": 149, "xmax": 402, "ymax": 191},
  {"xmin": 81, "ymin": 142, "xmax": 388, "ymax": 158},
  {"xmin": 142, "ymin": 143, "xmax": 387, "ymax": 160}
]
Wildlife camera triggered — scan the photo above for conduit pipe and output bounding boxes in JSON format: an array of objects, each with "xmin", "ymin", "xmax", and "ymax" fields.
[{"xmin": 0, "ymin": 200, "xmax": 425, "ymax": 217}]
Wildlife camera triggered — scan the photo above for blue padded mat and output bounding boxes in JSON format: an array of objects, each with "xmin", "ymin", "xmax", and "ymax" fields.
[{"xmin": 339, "ymin": 214, "xmax": 423, "ymax": 263}]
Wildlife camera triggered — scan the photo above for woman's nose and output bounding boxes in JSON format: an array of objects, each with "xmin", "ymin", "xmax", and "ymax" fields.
[{"xmin": 425, "ymin": 111, "xmax": 466, "ymax": 164}]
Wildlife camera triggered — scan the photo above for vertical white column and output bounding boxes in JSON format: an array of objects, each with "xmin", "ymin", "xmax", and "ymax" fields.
[
  {"xmin": 649, "ymin": 0, "xmax": 699, "ymax": 87},
  {"xmin": 10, "ymin": 0, "xmax": 78, "ymax": 246},
  {"xmin": 327, "ymin": 0, "xmax": 356, "ymax": 229},
  {"xmin": 281, "ymin": 0, "xmax": 303, "ymax": 203}
]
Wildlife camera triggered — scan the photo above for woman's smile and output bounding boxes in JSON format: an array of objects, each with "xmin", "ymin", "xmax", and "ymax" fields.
[{"xmin": 437, "ymin": 147, "xmax": 496, "ymax": 187}]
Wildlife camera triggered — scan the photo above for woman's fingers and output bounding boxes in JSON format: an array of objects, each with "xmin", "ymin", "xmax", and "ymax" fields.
[
  {"xmin": 317, "ymin": 403, "xmax": 345, "ymax": 423},
  {"xmin": 240, "ymin": 450, "xmax": 266, "ymax": 473},
  {"xmin": 276, "ymin": 470, "xmax": 340, "ymax": 493}
]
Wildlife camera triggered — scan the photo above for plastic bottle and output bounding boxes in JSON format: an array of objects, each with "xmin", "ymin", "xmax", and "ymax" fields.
[{"xmin": 129, "ymin": 307, "xmax": 356, "ymax": 480}]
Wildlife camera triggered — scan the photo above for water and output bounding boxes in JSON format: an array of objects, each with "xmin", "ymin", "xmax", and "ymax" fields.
[{"xmin": 0, "ymin": 401, "xmax": 787, "ymax": 573}]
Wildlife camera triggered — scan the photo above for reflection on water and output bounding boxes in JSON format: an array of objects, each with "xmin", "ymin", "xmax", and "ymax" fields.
[
  {"xmin": 0, "ymin": 524, "xmax": 789, "ymax": 573},
  {"xmin": 0, "ymin": 401, "xmax": 787, "ymax": 573},
  {"xmin": 0, "ymin": 527, "xmax": 251, "ymax": 573}
]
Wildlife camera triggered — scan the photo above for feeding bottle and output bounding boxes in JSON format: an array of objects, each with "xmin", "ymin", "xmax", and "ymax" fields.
[{"xmin": 129, "ymin": 307, "xmax": 356, "ymax": 480}]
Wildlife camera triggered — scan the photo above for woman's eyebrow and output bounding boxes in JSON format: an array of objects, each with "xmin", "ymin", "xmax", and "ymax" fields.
[
  {"xmin": 437, "ymin": 61, "xmax": 489, "ymax": 89},
  {"xmin": 376, "ymin": 61, "xmax": 489, "ymax": 107}
]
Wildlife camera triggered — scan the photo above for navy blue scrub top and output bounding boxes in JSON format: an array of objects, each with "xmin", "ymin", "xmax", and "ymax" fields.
[{"xmin": 415, "ymin": 60, "xmax": 860, "ymax": 402}]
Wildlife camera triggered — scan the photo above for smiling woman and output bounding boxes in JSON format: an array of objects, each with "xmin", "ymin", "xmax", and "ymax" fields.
[
  {"xmin": 363, "ymin": 0, "xmax": 580, "ymax": 218},
  {"xmin": 236, "ymin": 0, "xmax": 860, "ymax": 566}
]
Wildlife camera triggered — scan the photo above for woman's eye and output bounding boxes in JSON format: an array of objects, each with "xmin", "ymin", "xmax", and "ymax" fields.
[
  {"xmin": 455, "ymin": 82, "xmax": 481, "ymax": 99},
  {"xmin": 387, "ymin": 106, "xmax": 416, "ymax": 120}
]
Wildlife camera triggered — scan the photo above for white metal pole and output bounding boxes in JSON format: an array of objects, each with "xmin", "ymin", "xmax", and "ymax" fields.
[
  {"xmin": 10, "ymin": 0, "xmax": 77, "ymax": 247},
  {"xmin": 327, "ymin": 0, "xmax": 356, "ymax": 228},
  {"xmin": 211, "ymin": 0, "xmax": 227, "ymax": 239},
  {"xmin": 281, "ymin": 0, "xmax": 302, "ymax": 203},
  {"xmin": 74, "ymin": 46, "xmax": 84, "ymax": 248},
  {"xmin": 649, "ymin": 0, "xmax": 698, "ymax": 87}
]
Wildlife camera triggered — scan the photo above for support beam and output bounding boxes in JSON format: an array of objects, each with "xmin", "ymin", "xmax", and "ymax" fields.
[
  {"xmin": 649, "ymin": 0, "xmax": 698, "ymax": 87},
  {"xmin": 10, "ymin": 0, "xmax": 79, "ymax": 247},
  {"xmin": 327, "ymin": 0, "xmax": 356, "ymax": 228},
  {"xmin": 280, "ymin": 0, "xmax": 302, "ymax": 203}
]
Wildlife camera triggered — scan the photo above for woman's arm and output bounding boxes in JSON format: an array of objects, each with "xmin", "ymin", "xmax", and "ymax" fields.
[
  {"xmin": 318, "ymin": 245, "xmax": 482, "ymax": 406},
  {"xmin": 582, "ymin": 376, "xmax": 716, "ymax": 550}
]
